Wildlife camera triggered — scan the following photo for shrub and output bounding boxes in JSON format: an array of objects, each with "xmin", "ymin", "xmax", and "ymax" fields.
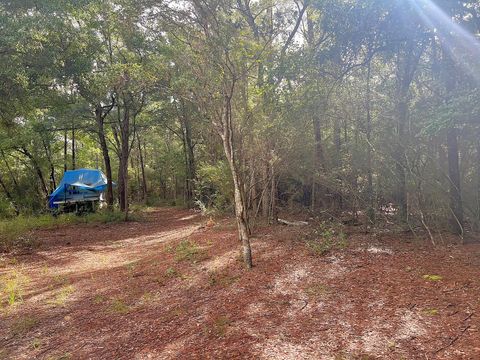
[
  {"xmin": 195, "ymin": 161, "xmax": 233, "ymax": 213},
  {"xmin": 305, "ymin": 221, "xmax": 348, "ymax": 256}
]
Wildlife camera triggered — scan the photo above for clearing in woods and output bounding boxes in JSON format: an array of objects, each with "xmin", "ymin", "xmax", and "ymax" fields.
[{"xmin": 1, "ymin": 208, "xmax": 479, "ymax": 359}]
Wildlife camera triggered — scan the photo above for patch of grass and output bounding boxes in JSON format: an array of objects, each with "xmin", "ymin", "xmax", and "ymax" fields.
[
  {"xmin": 305, "ymin": 221, "xmax": 348, "ymax": 256},
  {"xmin": 138, "ymin": 292, "xmax": 154, "ymax": 306},
  {"xmin": 423, "ymin": 274, "xmax": 443, "ymax": 281},
  {"xmin": 304, "ymin": 283, "xmax": 330, "ymax": 298},
  {"xmin": 93, "ymin": 294, "xmax": 106, "ymax": 304},
  {"xmin": 423, "ymin": 308, "xmax": 439, "ymax": 316},
  {"xmin": 50, "ymin": 285, "xmax": 75, "ymax": 306},
  {"xmin": 0, "ymin": 210, "xmax": 141, "ymax": 252},
  {"xmin": 52, "ymin": 274, "xmax": 70, "ymax": 286},
  {"xmin": 175, "ymin": 240, "xmax": 208, "ymax": 263},
  {"xmin": 1, "ymin": 270, "xmax": 29, "ymax": 307},
  {"xmin": 306, "ymin": 239, "xmax": 335, "ymax": 256},
  {"xmin": 207, "ymin": 271, "xmax": 239, "ymax": 287},
  {"xmin": 32, "ymin": 338, "xmax": 42, "ymax": 349},
  {"xmin": 109, "ymin": 298, "xmax": 129, "ymax": 314},
  {"xmin": 82, "ymin": 210, "xmax": 139, "ymax": 224},
  {"xmin": 10, "ymin": 316, "xmax": 38, "ymax": 336},
  {"xmin": 165, "ymin": 267, "xmax": 180, "ymax": 278},
  {"xmin": 0, "ymin": 257, "xmax": 18, "ymax": 269},
  {"xmin": 125, "ymin": 261, "xmax": 140, "ymax": 277},
  {"xmin": 211, "ymin": 315, "xmax": 232, "ymax": 337}
]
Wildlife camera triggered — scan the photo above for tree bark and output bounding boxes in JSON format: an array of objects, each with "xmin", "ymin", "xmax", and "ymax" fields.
[
  {"xmin": 393, "ymin": 40, "xmax": 424, "ymax": 223},
  {"xmin": 447, "ymin": 127, "xmax": 463, "ymax": 234},
  {"xmin": 19, "ymin": 147, "xmax": 49, "ymax": 198},
  {"xmin": 270, "ymin": 162, "xmax": 278, "ymax": 224},
  {"xmin": 219, "ymin": 95, "xmax": 252, "ymax": 269},
  {"xmin": 0, "ymin": 172, "xmax": 18, "ymax": 215},
  {"xmin": 180, "ymin": 104, "xmax": 196, "ymax": 207},
  {"xmin": 313, "ymin": 108, "xmax": 326, "ymax": 210},
  {"xmin": 95, "ymin": 103, "xmax": 115, "ymax": 208},
  {"xmin": 137, "ymin": 133, "xmax": 147, "ymax": 200},
  {"xmin": 42, "ymin": 139, "xmax": 56, "ymax": 191},
  {"xmin": 366, "ymin": 62, "xmax": 375, "ymax": 224},
  {"xmin": 117, "ymin": 104, "xmax": 130, "ymax": 217},
  {"xmin": 443, "ymin": 52, "xmax": 463, "ymax": 235},
  {"xmin": 1, "ymin": 150, "xmax": 20, "ymax": 194},
  {"xmin": 71, "ymin": 123, "xmax": 76, "ymax": 170},
  {"xmin": 261, "ymin": 159, "xmax": 270, "ymax": 218},
  {"xmin": 476, "ymin": 137, "xmax": 480, "ymax": 230},
  {"xmin": 64, "ymin": 130, "xmax": 68, "ymax": 172},
  {"xmin": 394, "ymin": 97, "xmax": 408, "ymax": 221}
]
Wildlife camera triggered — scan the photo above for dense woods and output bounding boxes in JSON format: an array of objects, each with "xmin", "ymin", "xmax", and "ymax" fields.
[{"xmin": 1, "ymin": 0, "xmax": 480, "ymax": 264}]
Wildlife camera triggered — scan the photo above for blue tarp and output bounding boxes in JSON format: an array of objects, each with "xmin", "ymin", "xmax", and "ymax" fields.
[{"xmin": 48, "ymin": 169, "xmax": 110, "ymax": 209}]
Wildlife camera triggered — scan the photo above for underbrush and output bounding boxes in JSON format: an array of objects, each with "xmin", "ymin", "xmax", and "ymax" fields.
[
  {"xmin": 173, "ymin": 239, "xmax": 209, "ymax": 263},
  {"xmin": 0, "ymin": 210, "xmax": 139, "ymax": 252},
  {"xmin": 305, "ymin": 221, "xmax": 348, "ymax": 256}
]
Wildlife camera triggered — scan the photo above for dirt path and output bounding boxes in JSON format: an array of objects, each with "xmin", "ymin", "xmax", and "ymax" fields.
[{"xmin": 1, "ymin": 208, "xmax": 480, "ymax": 359}]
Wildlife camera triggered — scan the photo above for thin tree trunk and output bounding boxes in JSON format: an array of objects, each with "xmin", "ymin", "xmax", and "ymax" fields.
[
  {"xmin": 443, "ymin": 52, "xmax": 463, "ymax": 235},
  {"xmin": 311, "ymin": 111, "xmax": 325, "ymax": 211},
  {"xmin": 118, "ymin": 106, "xmax": 130, "ymax": 217},
  {"xmin": 72, "ymin": 124, "xmax": 76, "ymax": 170},
  {"xmin": 333, "ymin": 114, "xmax": 342, "ymax": 210},
  {"xmin": 393, "ymin": 40, "xmax": 424, "ymax": 223},
  {"xmin": 1, "ymin": 150, "xmax": 20, "ymax": 193},
  {"xmin": 219, "ymin": 95, "xmax": 252, "ymax": 269},
  {"xmin": 476, "ymin": 137, "xmax": 480, "ymax": 230},
  {"xmin": 0, "ymin": 172, "xmax": 18, "ymax": 215},
  {"xmin": 137, "ymin": 133, "xmax": 147, "ymax": 201},
  {"xmin": 64, "ymin": 130, "xmax": 68, "ymax": 172},
  {"xmin": 19, "ymin": 148, "xmax": 49, "ymax": 198},
  {"xmin": 366, "ymin": 63, "xmax": 375, "ymax": 224},
  {"xmin": 394, "ymin": 97, "xmax": 408, "ymax": 222},
  {"xmin": 249, "ymin": 165, "xmax": 258, "ymax": 216},
  {"xmin": 95, "ymin": 104, "xmax": 114, "ymax": 208},
  {"xmin": 180, "ymin": 104, "xmax": 196, "ymax": 208},
  {"xmin": 447, "ymin": 127, "xmax": 463, "ymax": 234},
  {"xmin": 270, "ymin": 163, "xmax": 278, "ymax": 224},
  {"xmin": 261, "ymin": 159, "xmax": 270, "ymax": 218},
  {"xmin": 42, "ymin": 140, "xmax": 56, "ymax": 190}
]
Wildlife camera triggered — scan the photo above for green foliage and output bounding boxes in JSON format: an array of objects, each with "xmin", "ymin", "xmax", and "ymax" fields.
[
  {"xmin": 422, "ymin": 274, "xmax": 443, "ymax": 282},
  {"xmin": 305, "ymin": 222, "xmax": 348, "ymax": 256},
  {"xmin": 32, "ymin": 338, "xmax": 42, "ymax": 349},
  {"xmin": 0, "ymin": 270, "xmax": 29, "ymax": 307},
  {"xmin": 109, "ymin": 298, "xmax": 129, "ymax": 314},
  {"xmin": 423, "ymin": 308, "xmax": 439, "ymax": 316},
  {"xmin": 165, "ymin": 267, "xmax": 179, "ymax": 278},
  {"xmin": 93, "ymin": 294, "xmax": 106, "ymax": 304},
  {"xmin": 49, "ymin": 285, "xmax": 75, "ymax": 307},
  {"xmin": 175, "ymin": 240, "xmax": 207, "ymax": 263},
  {"xmin": 195, "ymin": 161, "xmax": 234, "ymax": 213},
  {"xmin": 0, "ymin": 210, "xmax": 130, "ymax": 251},
  {"xmin": 0, "ymin": 197, "xmax": 16, "ymax": 218},
  {"xmin": 0, "ymin": 0, "xmax": 479, "ymax": 236}
]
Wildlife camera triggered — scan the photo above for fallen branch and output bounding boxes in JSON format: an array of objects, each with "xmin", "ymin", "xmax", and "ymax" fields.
[
  {"xmin": 278, "ymin": 218, "xmax": 308, "ymax": 226},
  {"xmin": 463, "ymin": 312, "xmax": 474, "ymax": 322}
]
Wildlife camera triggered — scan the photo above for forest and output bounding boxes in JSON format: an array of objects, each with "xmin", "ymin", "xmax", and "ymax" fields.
[{"xmin": 1, "ymin": 0, "xmax": 480, "ymax": 359}]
